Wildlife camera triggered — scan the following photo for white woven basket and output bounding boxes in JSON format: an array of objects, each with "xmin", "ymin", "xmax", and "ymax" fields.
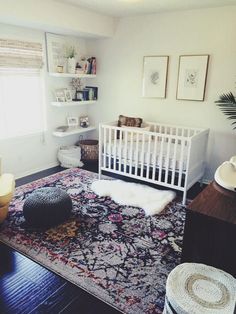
[
  {"xmin": 164, "ymin": 263, "xmax": 236, "ymax": 314},
  {"xmin": 57, "ymin": 146, "xmax": 83, "ymax": 168}
]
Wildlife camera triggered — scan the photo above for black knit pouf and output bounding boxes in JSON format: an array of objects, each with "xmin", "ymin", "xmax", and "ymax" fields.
[{"xmin": 23, "ymin": 187, "xmax": 72, "ymax": 228}]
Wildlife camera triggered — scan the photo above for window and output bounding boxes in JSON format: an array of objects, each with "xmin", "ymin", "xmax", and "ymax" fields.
[{"xmin": 0, "ymin": 39, "xmax": 45, "ymax": 139}]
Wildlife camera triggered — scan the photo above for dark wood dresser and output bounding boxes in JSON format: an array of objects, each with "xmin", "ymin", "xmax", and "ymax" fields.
[{"xmin": 181, "ymin": 181, "xmax": 236, "ymax": 277}]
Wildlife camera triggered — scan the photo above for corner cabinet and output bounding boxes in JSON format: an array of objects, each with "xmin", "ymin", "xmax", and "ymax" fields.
[
  {"xmin": 49, "ymin": 72, "xmax": 97, "ymax": 137},
  {"xmin": 181, "ymin": 181, "xmax": 236, "ymax": 277}
]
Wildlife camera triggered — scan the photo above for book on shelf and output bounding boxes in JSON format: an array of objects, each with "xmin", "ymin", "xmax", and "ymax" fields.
[
  {"xmin": 85, "ymin": 86, "xmax": 98, "ymax": 100},
  {"xmin": 84, "ymin": 57, "xmax": 96, "ymax": 75}
]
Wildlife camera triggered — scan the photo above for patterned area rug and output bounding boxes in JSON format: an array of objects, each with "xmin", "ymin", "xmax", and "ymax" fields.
[{"xmin": 0, "ymin": 168, "xmax": 186, "ymax": 314}]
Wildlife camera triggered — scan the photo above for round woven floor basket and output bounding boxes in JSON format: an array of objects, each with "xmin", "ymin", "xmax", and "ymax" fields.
[
  {"xmin": 163, "ymin": 263, "xmax": 236, "ymax": 314},
  {"xmin": 78, "ymin": 140, "xmax": 99, "ymax": 161}
]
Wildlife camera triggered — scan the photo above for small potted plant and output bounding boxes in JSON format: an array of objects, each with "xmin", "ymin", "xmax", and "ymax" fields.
[{"xmin": 66, "ymin": 46, "xmax": 76, "ymax": 74}]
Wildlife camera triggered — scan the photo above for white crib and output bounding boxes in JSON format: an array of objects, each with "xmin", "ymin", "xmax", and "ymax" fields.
[{"xmin": 98, "ymin": 121, "xmax": 209, "ymax": 204}]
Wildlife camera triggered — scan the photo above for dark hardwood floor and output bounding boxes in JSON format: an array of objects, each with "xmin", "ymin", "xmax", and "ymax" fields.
[{"xmin": 0, "ymin": 162, "xmax": 206, "ymax": 314}]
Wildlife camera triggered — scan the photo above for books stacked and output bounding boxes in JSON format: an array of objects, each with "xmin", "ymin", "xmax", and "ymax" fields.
[
  {"xmin": 84, "ymin": 57, "xmax": 96, "ymax": 75},
  {"xmin": 82, "ymin": 86, "xmax": 98, "ymax": 101}
]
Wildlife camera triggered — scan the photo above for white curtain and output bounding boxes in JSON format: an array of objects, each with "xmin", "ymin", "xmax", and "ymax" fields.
[{"xmin": 0, "ymin": 39, "xmax": 45, "ymax": 140}]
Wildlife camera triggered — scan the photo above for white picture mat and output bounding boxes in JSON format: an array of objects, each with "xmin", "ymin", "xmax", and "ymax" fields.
[
  {"xmin": 177, "ymin": 55, "xmax": 209, "ymax": 101},
  {"xmin": 45, "ymin": 33, "xmax": 81, "ymax": 73},
  {"xmin": 45, "ymin": 33, "xmax": 67, "ymax": 73},
  {"xmin": 67, "ymin": 116, "xmax": 78, "ymax": 127},
  {"xmin": 142, "ymin": 56, "xmax": 168, "ymax": 98}
]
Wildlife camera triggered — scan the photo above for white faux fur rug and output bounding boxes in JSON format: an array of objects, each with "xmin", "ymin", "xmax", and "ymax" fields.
[{"xmin": 91, "ymin": 180, "xmax": 176, "ymax": 216}]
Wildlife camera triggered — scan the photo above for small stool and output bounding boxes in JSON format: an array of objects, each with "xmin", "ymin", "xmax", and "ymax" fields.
[
  {"xmin": 164, "ymin": 263, "xmax": 236, "ymax": 314},
  {"xmin": 23, "ymin": 187, "xmax": 72, "ymax": 228}
]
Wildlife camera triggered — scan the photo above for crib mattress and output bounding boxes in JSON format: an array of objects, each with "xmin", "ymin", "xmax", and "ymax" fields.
[{"xmin": 104, "ymin": 140, "xmax": 188, "ymax": 171}]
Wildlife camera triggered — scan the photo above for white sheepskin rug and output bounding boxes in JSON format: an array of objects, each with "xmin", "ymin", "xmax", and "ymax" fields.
[{"xmin": 91, "ymin": 180, "xmax": 176, "ymax": 216}]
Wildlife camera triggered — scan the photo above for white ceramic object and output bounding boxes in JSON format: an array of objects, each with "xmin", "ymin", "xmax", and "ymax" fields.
[
  {"xmin": 67, "ymin": 57, "xmax": 76, "ymax": 74},
  {"xmin": 214, "ymin": 156, "xmax": 236, "ymax": 192},
  {"xmin": 230, "ymin": 155, "xmax": 236, "ymax": 166}
]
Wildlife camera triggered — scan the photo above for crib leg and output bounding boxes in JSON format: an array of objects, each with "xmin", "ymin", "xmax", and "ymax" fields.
[
  {"xmin": 199, "ymin": 176, "xmax": 204, "ymax": 187},
  {"xmin": 182, "ymin": 190, "xmax": 187, "ymax": 206}
]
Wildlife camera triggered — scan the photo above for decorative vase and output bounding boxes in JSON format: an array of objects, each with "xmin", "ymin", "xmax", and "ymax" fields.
[{"xmin": 67, "ymin": 57, "xmax": 76, "ymax": 74}]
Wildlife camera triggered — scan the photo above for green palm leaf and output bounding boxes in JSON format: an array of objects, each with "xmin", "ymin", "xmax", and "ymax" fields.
[{"xmin": 215, "ymin": 92, "xmax": 236, "ymax": 129}]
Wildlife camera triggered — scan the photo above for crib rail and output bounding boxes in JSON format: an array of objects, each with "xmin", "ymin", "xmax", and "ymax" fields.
[
  {"xmin": 99, "ymin": 121, "xmax": 209, "ymax": 204},
  {"xmin": 147, "ymin": 121, "xmax": 201, "ymax": 137}
]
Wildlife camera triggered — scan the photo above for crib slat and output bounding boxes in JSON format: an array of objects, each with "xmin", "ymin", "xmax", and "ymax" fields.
[
  {"xmin": 187, "ymin": 128, "xmax": 191, "ymax": 137},
  {"xmin": 140, "ymin": 133, "xmax": 145, "ymax": 177},
  {"xmin": 113, "ymin": 129, "xmax": 117, "ymax": 170},
  {"xmin": 146, "ymin": 134, "xmax": 152, "ymax": 179},
  {"xmin": 158, "ymin": 137, "xmax": 164, "ymax": 182},
  {"xmin": 118, "ymin": 130, "xmax": 122, "ymax": 172},
  {"xmin": 103, "ymin": 127, "xmax": 107, "ymax": 168},
  {"xmin": 108, "ymin": 127, "xmax": 112, "ymax": 170},
  {"xmin": 164, "ymin": 136, "xmax": 171, "ymax": 183},
  {"xmin": 129, "ymin": 132, "xmax": 134, "ymax": 174},
  {"xmin": 98, "ymin": 124, "xmax": 102, "ymax": 178},
  {"xmin": 171, "ymin": 138, "xmax": 178, "ymax": 185},
  {"xmin": 152, "ymin": 134, "xmax": 158, "ymax": 181},
  {"xmin": 124, "ymin": 131, "xmax": 128, "ymax": 174},
  {"xmin": 135, "ymin": 133, "xmax": 139, "ymax": 176}
]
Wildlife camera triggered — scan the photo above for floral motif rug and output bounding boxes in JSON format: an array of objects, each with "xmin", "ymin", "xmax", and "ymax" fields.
[{"xmin": 0, "ymin": 168, "xmax": 186, "ymax": 314}]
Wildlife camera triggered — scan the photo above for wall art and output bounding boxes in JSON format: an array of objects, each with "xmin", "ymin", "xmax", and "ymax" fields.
[
  {"xmin": 176, "ymin": 55, "xmax": 209, "ymax": 101},
  {"xmin": 142, "ymin": 55, "xmax": 169, "ymax": 98},
  {"xmin": 67, "ymin": 116, "xmax": 78, "ymax": 127}
]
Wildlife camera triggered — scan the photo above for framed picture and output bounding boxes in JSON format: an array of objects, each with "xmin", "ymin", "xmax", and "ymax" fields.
[
  {"xmin": 64, "ymin": 89, "xmax": 72, "ymax": 102},
  {"xmin": 79, "ymin": 115, "xmax": 89, "ymax": 128},
  {"xmin": 45, "ymin": 32, "xmax": 79, "ymax": 73},
  {"xmin": 67, "ymin": 116, "xmax": 78, "ymax": 127},
  {"xmin": 142, "ymin": 55, "xmax": 169, "ymax": 98},
  {"xmin": 76, "ymin": 90, "xmax": 84, "ymax": 101},
  {"xmin": 45, "ymin": 33, "xmax": 67, "ymax": 73},
  {"xmin": 176, "ymin": 55, "xmax": 209, "ymax": 101},
  {"xmin": 55, "ymin": 88, "xmax": 66, "ymax": 102}
]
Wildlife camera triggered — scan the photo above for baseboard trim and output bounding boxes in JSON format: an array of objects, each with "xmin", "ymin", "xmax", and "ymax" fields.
[{"xmin": 15, "ymin": 162, "xmax": 59, "ymax": 179}]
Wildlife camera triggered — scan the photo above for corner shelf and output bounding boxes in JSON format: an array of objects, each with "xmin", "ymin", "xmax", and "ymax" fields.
[
  {"xmin": 51, "ymin": 100, "xmax": 97, "ymax": 107},
  {"xmin": 53, "ymin": 126, "xmax": 96, "ymax": 137},
  {"xmin": 49, "ymin": 72, "xmax": 96, "ymax": 78}
]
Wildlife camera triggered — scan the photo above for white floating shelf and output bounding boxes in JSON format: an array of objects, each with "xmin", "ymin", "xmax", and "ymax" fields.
[
  {"xmin": 51, "ymin": 100, "xmax": 97, "ymax": 107},
  {"xmin": 53, "ymin": 126, "xmax": 96, "ymax": 137},
  {"xmin": 49, "ymin": 72, "xmax": 96, "ymax": 78}
]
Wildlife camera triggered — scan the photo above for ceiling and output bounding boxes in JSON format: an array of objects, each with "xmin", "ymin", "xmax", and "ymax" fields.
[{"xmin": 55, "ymin": 0, "xmax": 236, "ymax": 17}]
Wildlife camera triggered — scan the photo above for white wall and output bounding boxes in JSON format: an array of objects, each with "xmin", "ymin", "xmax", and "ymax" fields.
[
  {"xmin": 87, "ymin": 6, "xmax": 236, "ymax": 182},
  {"xmin": 0, "ymin": 0, "xmax": 116, "ymax": 38},
  {"xmin": 0, "ymin": 23, "xmax": 92, "ymax": 178}
]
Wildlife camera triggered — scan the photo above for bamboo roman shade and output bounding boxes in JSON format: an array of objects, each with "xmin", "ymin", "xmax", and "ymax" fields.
[{"xmin": 0, "ymin": 39, "xmax": 43, "ymax": 69}]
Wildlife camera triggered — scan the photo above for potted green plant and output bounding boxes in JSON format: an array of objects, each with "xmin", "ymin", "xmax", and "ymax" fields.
[
  {"xmin": 66, "ymin": 46, "xmax": 76, "ymax": 74},
  {"xmin": 215, "ymin": 92, "xmax": 236, "ymax": 130}
]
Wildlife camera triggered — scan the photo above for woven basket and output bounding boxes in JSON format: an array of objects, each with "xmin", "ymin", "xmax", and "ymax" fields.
[
  {"xmin": 78, "ymin": 140, "xmax": 99, "ymax": 161},
  {"xmin": 164, "ymin": 263, "xmax": 236, "ymax": 314}
]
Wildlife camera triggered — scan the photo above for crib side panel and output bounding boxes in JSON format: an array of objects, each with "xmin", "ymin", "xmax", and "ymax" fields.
[{"xmin": 99, "ymin": 123, "xmax": 191, "ymax": 192}]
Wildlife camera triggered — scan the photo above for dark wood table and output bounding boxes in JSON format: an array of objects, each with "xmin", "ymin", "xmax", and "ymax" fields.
[{"xmin": 181, "ymin": 181, "xmax": 236, "ymax": 277}]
